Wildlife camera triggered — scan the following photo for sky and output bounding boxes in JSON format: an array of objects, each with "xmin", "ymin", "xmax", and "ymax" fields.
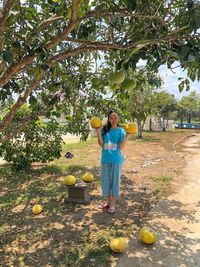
[{"xmin": 159, "ymin": 64, "xmax": 200, "ymax": 100}]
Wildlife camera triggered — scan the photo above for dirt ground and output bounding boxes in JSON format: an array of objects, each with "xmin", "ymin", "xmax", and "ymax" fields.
[
  {"xmin": 1, "ymin": 129, "xmax": 199, "ymax": 266},
  {"xmin": 117, "ymin": 133, "xmax": 200, "ymax": 267}
]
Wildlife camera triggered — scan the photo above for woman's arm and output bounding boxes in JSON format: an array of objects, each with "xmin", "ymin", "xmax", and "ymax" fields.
[
  {"xmin": 95, "ymin": 128, "xmax": 103, "ymax": 147},
  {"xmin": 119, "ymin": 133, "xmax": 129, "ymax": 150}
]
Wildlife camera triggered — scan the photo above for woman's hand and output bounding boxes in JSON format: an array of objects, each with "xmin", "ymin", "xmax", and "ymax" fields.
[{"xmin": 95, "ymin": 127, "xmax": 103, "ymax": 146}]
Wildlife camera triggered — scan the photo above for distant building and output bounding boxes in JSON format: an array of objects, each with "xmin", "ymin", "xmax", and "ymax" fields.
[{"xmin": 143, "ymin": 116, "xmax": 174, "ymax": 131}]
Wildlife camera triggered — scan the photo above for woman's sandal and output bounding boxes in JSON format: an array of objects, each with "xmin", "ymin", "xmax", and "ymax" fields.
[
  {"xmin": 107, "ymin": 206, "xmax": 115, "ymax": 214},
  {"xmin": 98, "ymin": 203, "xmax": 110, "ymax": 209}
]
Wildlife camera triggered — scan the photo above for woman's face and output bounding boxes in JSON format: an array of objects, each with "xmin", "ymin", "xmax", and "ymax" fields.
[{"xmin": 108, "ymin": 112, "xmax": 119, "ymax": 126}]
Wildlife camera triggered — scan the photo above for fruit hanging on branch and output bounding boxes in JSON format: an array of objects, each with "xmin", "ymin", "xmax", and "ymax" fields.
[
  {"xmin": 121, "ymin": 78, "xmax": 137, "ymax": 91},
  {"xmin": 109, "ymin": 70, "xmax": 125, "ymax": 84}
]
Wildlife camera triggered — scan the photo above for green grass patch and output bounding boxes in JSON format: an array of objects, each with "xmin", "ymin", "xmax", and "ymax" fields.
[
  {"xmin": 150, "ymin": 175, "xmax": 173, "ymax": 184},
  {"xmin": 62, "ymin": 138, "xmax": 96, "ymax": 150}
]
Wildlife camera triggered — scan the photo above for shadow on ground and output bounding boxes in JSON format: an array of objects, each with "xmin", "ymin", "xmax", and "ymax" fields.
[
  {"xmin": 116, "ymin": 196, "xmax": 200, "ymax": 267},
  {"xmin": 0, "ymin": 162, "xmax": 160, "ymax": 267}
]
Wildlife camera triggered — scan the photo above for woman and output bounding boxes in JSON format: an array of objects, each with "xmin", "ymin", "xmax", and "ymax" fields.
[{"xmin": 94, "ymin": 110, "xmax": 130, "ymax": 214}]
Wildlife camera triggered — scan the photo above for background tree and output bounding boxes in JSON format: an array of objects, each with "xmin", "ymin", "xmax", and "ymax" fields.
[
  {"xmin": 0, "ymin": 0, "xmax": 199, "ymax": 143},
  {"xmin": 116, "ymin": 68, "xmax": 163, "ymax": 139},
  {"xmin": 177, "ymin": 91, "xmax": 200, "ymax": 124},
  {"xmin": 154, "ymin": 91, "xmax": 177, "ymax": 131}
]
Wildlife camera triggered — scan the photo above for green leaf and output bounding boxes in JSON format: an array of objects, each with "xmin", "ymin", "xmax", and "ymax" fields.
[
  {"xmin": 126, "ymin": 0, "xmax": 137, "ymax": 10},
  {"xmin": 2, "ymin": 50, "xmax": 13, "ymax": 64},
  {"xmin": 26, "ymin": 21, "xmax": 34, "ymax": 30},
  {"xmin": 181, "ymin": 45, "xmax": 190, "ymax": 59},
  {"xmin": 178, "ymin": 81, "xmax": 184, "ymax": 93},
  {"xmin": 29, "ymin": 95, "xmax": 38, "ymax": 105},
  {"xmin": 65, "ymin": 8, "xmax": 71, "ymax": 19},
  {"xmin": 55, "ymin": 6, "xmax": 63, "ymax": 16},
  {"xmin": 34, "ymin": 67, "xmax": 42, "ymax": 80},
  {"xmin": 41, "ymin": 64, "xmax": 49, "ymax": 71}
]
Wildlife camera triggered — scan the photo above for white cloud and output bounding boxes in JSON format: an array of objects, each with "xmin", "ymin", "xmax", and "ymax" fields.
[{"xmin": 159, "ymin": 64, "xmax": 200, "ymax": 99}]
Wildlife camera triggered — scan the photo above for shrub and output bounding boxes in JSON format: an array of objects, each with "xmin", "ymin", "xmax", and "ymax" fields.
[{"xmin": 0, "ymin": 105, "xmax": 63, "ymax": 170}]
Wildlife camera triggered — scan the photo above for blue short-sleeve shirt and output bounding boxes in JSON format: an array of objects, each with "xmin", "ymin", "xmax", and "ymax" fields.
[{"xmin": 101, "ymin": 127, "xmax": 126, "ymax": 164}]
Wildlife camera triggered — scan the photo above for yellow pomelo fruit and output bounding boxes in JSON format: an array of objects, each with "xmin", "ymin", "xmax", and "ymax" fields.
[
  {"xmin": 121, "ymin": 78, "xmax": 136, "ymax": 90},
  {"xmin": 32, "ymin": 204, "xmax": 43, "ymax": 215},
  {"xmin": 63, "ymin": 175, "xmax": 76, "ymax": 186},
  {"xmin": 90, "ymin": 116, "xmax": 102, "ymax": 128},
  {"xmin": 123, "ymin": 123, "xmax": 137, "ymax": 134},
  {"xmin": 82, "ymin": 172, "xmax": 94, "ymax": 182},
  {"xmin": 109, "ymin": 70, "xmax": 125, "ymax": 84},
  {"xmin": 122, "ymin": 123, "xmax": 129, "ymax": 131},
  {"xmin": 140, "ymin": 227, "xmax": 157, "ymax": 245},
  {"xmin": 110, "ymin": 237, "xmax": 127, "ymax": 253}
]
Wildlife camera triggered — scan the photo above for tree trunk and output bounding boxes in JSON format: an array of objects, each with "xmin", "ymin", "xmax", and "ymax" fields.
[
  {"xmin": 137, "ymin": 121, "xmax": 143, "ymax": 139},
  {"xmin": 187, "ymin": 114, "xmax": 191, "ymax": 123},
  {"xmin": 149, "ymin": 117, "xmax": 153, "ymax": 131}
]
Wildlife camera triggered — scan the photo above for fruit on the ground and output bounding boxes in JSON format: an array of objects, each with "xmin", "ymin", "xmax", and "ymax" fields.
[
  {"xmin": 63, "ymin": 175, "xmax": 76, "ymax": 186},
  {"xmin": 110, "ymin": 237, "xmax": 127, "ymax": 253},
  {"xmin": 124, "ymin": 123, "xmax": 137, "ymax": 134},
  {"xmin": 90, "ymin": 116, "xmax": 102, "ymax": 128},
  {"xmin": 32, "ymin": 204, "xmax": 43, "ymax": 215},
  {"xmin": 109, "ymin": 70, "xmax": 125, "ymax": 84},
  {"xmin": 140, "ymin": 227, "xmax": 157, "ymax": 245},
  {"xmin": 82, "ymin": 172, "xmax": 94, "ymax": 182},
  {"xmin": 121, "ymin": 78, "xmax": 137, "ymax": 90}
]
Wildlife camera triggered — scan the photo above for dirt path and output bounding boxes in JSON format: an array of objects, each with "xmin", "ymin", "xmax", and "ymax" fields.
[{"xmin": 116, "ymin": 133, "xmax": 200, "ymax": 267}]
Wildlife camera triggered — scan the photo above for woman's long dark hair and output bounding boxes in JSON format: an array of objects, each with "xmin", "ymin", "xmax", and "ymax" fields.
[{"xmin": 102, "ymin": 109, "xmax": 118, "ymax": 135}]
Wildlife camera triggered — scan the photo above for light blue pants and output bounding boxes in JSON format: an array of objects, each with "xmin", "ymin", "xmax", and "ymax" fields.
[{"xmin": 101, "ymin": 163, "xmax": 123, "ymax": 197}]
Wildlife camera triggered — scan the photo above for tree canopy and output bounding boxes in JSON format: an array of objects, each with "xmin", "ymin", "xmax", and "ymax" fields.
[{"xmin": 0, "ymin": 0, "xmax": 200, "ymax": 142}]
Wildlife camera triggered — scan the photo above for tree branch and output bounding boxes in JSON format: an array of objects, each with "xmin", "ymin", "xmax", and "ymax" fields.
[
  {"xmin": 0, "ymin": 8, "xmax": 198, "ymax": 89},
  {"xmin": 71, "ymin": 0, "xmax": 79, "ymax": 22},
  {"xmin": 0, "ymin": 54, "xmax": 35, "ymax": 87},
  {"xmin": 0, "ymin": 1, "xmax": 80, "ymax": 87},
  {"xmin": 46, "ymin": 0, "xmax": 79, "ymax": 49},
  {"xmin": 0, "ymin": 0, "xmax": 16, "ymax": 51},
  {"xmin": 0, "ymin": 0, "xmax": 16, "ymax": 33},
  {"xmin": 0, "ymin": 106, "xmax": 53, "ymax": 143},
  {"xmin": 38, "ymin": 14, "xmax": 63, "ymax": 28},
  {"xmin": 82, "ymin": 9, "xmax": 163, "ymax": 20},
  {"xmin": 36, "ymin": 9, "xmax": 164, "ymax": 29},
  {"xmin": 0, "ymin": 78, "xmax": 41, "ymax": 132}
]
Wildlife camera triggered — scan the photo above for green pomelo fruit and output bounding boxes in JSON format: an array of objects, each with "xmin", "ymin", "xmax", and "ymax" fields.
[
  {"xmin": 109, "ymin": 70, "xmax": 125, "ymax": 84},
  {"xmin": 113, "ymin": 83, "xmax": 120, "ymax": 90},
  {"xmin": 121, "ymin": 78, "xmax": 137, "ymax": 90}
]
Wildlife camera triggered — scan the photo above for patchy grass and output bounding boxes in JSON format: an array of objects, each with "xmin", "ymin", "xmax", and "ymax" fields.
[
  {"xmin": 0, "ymin": 130, "xmax": 192, "ymax": 266},
  {"xmin": 150, "ymin": 175, "xmax": 173, "ymax": 184}
]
